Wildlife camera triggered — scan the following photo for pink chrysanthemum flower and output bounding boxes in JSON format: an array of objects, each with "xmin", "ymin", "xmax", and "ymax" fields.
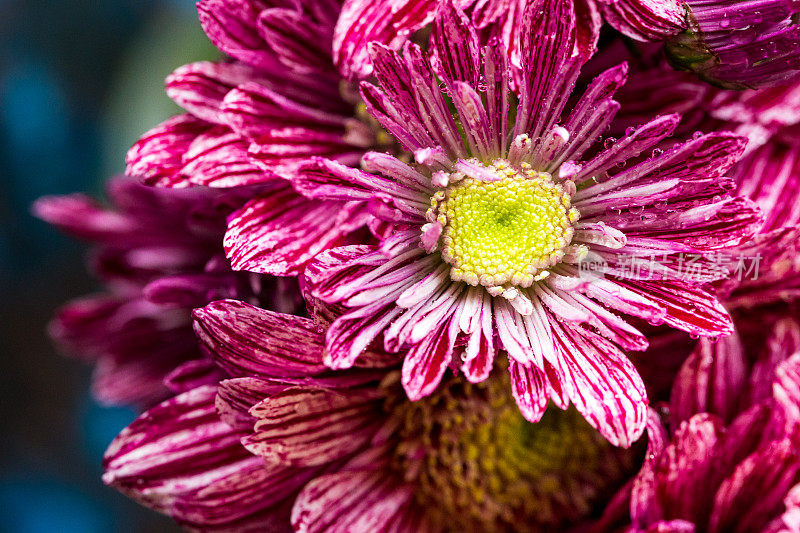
[
  {"xmin": 103, "ymin": 299, "xmax": 640, "ymax": 531},
  {"xmin": 32, "ymin": 177, "xmax": 301, "ymax": 406},
  {"xmin": 276, "ymin": 0, "xmax": 763, "ymax": 446},
  {"xmin": 610, "ymin": 314, "xmax": 800, "ymax": 532}
]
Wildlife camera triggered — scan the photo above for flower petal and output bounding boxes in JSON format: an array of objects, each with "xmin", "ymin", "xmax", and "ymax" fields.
[
  {"xmin": 242, "ymin": 386, "xmax": 383, "ymax": 465},
  {"xmin": 670, "ymin": 335, "xmax": 748, "ymax": 426},
  {"xmin": 193, "ymin": 299, "xmax": 329, "ymax": 378},
  {"xmin": 103, "ymin": 385, "xmax": 315, "ymax": 529},
  {"xmin": 709, "ymin": 439, "xmax": 800, "ymax": 533},
  {"xmin": 617, "ymin": 278, "xmax": 734, "ymax": 337},
  {"xmin": 126, "ymin": 114, "xmax": 211, "ymax": 187},
  {"xmin": 197, "ymin": 0, "xmax": 279, "ymax": 72},
  {"xmin": 551, "ymin": 321, "xmax": 648, "ymax": 447},
  {"xmin": 224, "ymin": 187, "xmax": 367, "ymax": 276},
  {"xmin": 332, "ymin": 0, "xmax": 438, "ymax": 78},
  {"xmin": 508, "ymin": 358, "xmax": 549, "ymax": 423}
]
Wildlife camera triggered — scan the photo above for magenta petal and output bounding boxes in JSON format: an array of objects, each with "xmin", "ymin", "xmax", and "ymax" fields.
[
  {"xmin": 401, "ymin": 320, "xmax": 456, "ymax": 401},
  {"xmin": 722, "ymin": 227, "xmax": 800, "ymax": 310},
  {"xmin": 575, "ymin": 132, "xmax": 748, "ymax": 202},
  {"xmin": 332, "ymin": 0, "xmax": 438, "ymax": 78},
  {"xmin": 182, "ymin": 128, "xmax": 275, "ymax": 187},
  {"xmin": 431, "ymin": 1, "xmax": 480, "ymax": 88},
  {"xmin": 225, "ymin": 187, "xmax": 366, "ymax": 276},
  {"xmin": 166, "ymin": 61, "xmax": 263, "ymax": 124},
  {"xmin": 216, "ymin": 377, "xmax": 290, "ymax": 430},
  {"xmin": 748, "ymin": 318, "xmax": 800, "ymax": 404},
  {"xmin": 291, "ymin": 469, "xmax": 419, "ymax": 533},
  {"xmin": 192, "ymin": 299, "xmax": 328, "ymax": 378},
  {"xmin": 632, "ymin": 414, "xmax": 723, "ymax": 530},
  {"xmin": 242, "ymin": 386, "xmax": 382, "ymax": 465},
  {"xmin": 125, "ymin": 114, "xmax": 211, "ymax": 187},
  {"xmin": 630, "ymin": 410, "xmax": 669, "ymax": 526},
  {"xmin": 773, "ymin": 353, "xmax": 800, "ymax": 426},
  {"xmin": 648, "ymin": 414, "xmax": 724, "ymax": 524},
  {"xmin": 572, "ymin": 112, "xmax": 680, "ymax": 182},
  {"xmin": 103, "ymin": 385, "xmax": 314, "ymax": 529},
  {"xmin": 508, "ymin": 358, "xmax": 548, "ymax": 423},
  {"xmin": 325, "ymin": 304, "xmax": 404, "ymax": 369},
  {"xmin": 294, "ymin": 157, "xmax": 387, "ymax": 202},
  {"xmin": 552, "ymin": 322, "xmax": 648, "ymax": 447},
  {"xmin": 32, "ymin": 194, "xmax": 138, "ymax": 243},
  {"xmin": 450, "ymin": 81, "xmax": 494, "ymax": 159},
  {"xmin": 733, "ymin": 140, "xmax": 800, "ymax": 232},
  {"xmin": 670, "ymin": 335, "xmax": 748, "ymax": 426},
  {"xmin": 709, "ymin": 439, "xmax": 800, "ymax": 533},
  {"xmin": 257, "ymin": 8, "xmax": 333, "ymax": 73},
  {"xmin": 618, "ymin": 278, "xmax": 734, "ymax": 337},
  {"xmin": 611, "ymin": 197, "xmax": 763, "ymax": 250},
  {"xmin": 197, "ymin": 0, "xmax": 279, "ymax": 72},
  {"xmin": 222, "ymin": 82, "xmax": 348, "ymax": 140},
  {"xmin": 164, "ymin": 358, "xmax": 224, "ymax": 395},
  {"xmin": 599, "ymin": 0, "xmax": 686, "ymax": 41},
  {"xmin": 515, "ymin": 0, "xmax": 580, "ymax": 140}
]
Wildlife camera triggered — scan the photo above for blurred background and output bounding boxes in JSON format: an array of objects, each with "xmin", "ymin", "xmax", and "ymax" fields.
[{"xmin": 0, "ymin": 1, "xmax": 218, "ymax": 530}]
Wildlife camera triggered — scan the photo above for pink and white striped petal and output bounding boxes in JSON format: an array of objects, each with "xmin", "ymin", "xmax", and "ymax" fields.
[{"xmin": 225, "ymin": 187, "xmax": 367, "ymax": 276}]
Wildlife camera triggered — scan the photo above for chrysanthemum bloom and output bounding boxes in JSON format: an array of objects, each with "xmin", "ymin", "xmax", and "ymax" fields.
[
  {"xmin": 32, "ymin": 177, "xmax": 300, "ymax": 406},
  {"xmin": 282, "ymin": 0, "xmax": 763, "ymax": 446},
  {"xmin": 103, "ymin": 299, "xmax": 641, "ymax": 531},
  {"xmin": 598, "ymin": 0, "xmax": 800, "ymax": 89},
  {"xmin": 614, "ymin": 312, "xmax": 800, "ymax": 532}
]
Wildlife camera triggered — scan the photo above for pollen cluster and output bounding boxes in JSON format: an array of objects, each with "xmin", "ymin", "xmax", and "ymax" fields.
[{"xmin": 433, "ymin": 161, "xmax": 576, "ymax": 288}]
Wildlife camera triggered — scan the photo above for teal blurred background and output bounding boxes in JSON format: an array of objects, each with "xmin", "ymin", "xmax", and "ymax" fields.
[{"xmin": 0, "ymin": 1, "xmax": 218, "ymax": 530}]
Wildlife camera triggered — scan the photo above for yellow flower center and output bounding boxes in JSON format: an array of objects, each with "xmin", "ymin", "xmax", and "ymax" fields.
[{"xmin": 435, "ymin": 162, "xmax": 576, "ymax": 288}]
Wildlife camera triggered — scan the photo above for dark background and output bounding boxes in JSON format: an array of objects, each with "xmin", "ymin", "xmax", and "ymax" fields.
[{"xmin": 0, "ymin": 1, "xmax": 218, "ymax": 530}]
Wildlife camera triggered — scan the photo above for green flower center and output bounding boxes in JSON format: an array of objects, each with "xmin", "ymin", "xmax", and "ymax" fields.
[
  {"xmin": 435, "ymin": 162, "xmax": 575, "ymax": 288},
  {"xmin": 382, "ymin": 370, "xmax": 638, "ymax": 532}
]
